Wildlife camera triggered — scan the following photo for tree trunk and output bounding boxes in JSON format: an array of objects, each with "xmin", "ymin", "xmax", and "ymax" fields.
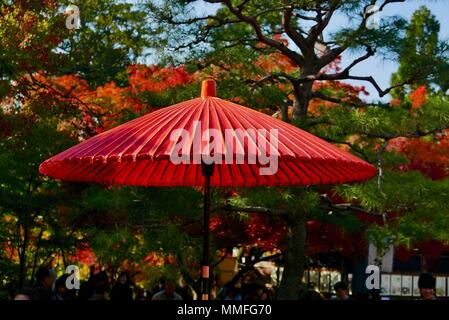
[
  {"xmin": 18, "ymin": 251, "xmax": 26, "ymax": 289},
  {"xmin": 281, "ymin": 99, "xmax": 290, "ymax": 122},
  {"xmin": 30, "ymin": 229, "xmax": 44, "ymax": 287},
  {"xmin": 278, "ymin": 211, "xmax": 307, "ymax": 300},
  {"xmin": 18, "ymin": 221, "xmax": 29, "ymax": 289},
  {"xmin": 292, "ymin": 81, "xmax": 314, "ymax": 124}
]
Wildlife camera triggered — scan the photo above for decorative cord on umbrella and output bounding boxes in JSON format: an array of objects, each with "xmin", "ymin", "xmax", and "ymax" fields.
[{"xmin": 376, "ymin": 141, "xmax": 389, "ymax": 223}]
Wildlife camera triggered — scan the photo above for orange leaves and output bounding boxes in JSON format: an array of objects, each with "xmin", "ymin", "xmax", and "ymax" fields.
[
  {"xmin": 143, "ymin": 252, "xmax": 175, "ymax": 267},
  {"xmin": 255, "ymin": 52, "xmax": 296, "ymax": 74},
  {"xmin": 9, "ymin": 63, "xmax": 200, "ymax": 139},
  {"xmin": 390, "ymin": 98, "xmax": 402, "ymax": 107},
  {"xmin": 71, "ymin": 245, "xmax": 97, "ymax": 266},
  {"xmin": 94, "ymin": 82, "xmax": 144, "ymax": 117},
  {"xmin": 128, "ymin": 64, "xmax": 193, "ymax": 94},
  {"xmin": 388, "ymin": 137, "xmax": 449, "ymax": 179},
  {"xmin": 4, "ymin": 63, "xmax": 199, "ymax": 141},
  {"xmin": 409, "ymin": 85, "xmax": 428, "ymax": 109},
  {"xmin": 389, "ymin": 86, "xmax": 427, "ymax": 114},
  {"xmin": 308, "ymin": 81, "xmax": 368, "ymax": 116},
  {"xmin": 143, "ymin": 252, "xmax": 165, "ymax": 266},
  {"xmin": 396, "ymin": 139, "xmax": 449, "ymax": 165},
  {"xmin": 387, "ymin": 88, "xmax": 447, "ymax": 180}
]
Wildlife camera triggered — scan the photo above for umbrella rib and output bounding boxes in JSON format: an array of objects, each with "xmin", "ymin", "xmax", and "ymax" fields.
[
  {"xmin": 111, "ymin": 161, "xmax": 141, "ymax": 185},
  {"xmin": 241, "ymin": 163, "xmax": 257, "ymax": 187},
  {"xmin": 55, "ymin": 108, "xmax": 168, "ymax": 161},
  {"xmin": 229, "ymin": 161, "xmax": 244, "ymax": 187},
  {"xmin": 235, "ymin": 103, "xmax": 346, "ymax": 164},
  {"xmin": 309, "ymin": 162, "xmax": 343, "ymax": 185},
  {"xmin": 81, "ymin": 162, "xmax": 111, "ymax": 183},
  {"xmin": 275, "ymin": 119, "xmax": 352, "ymax": 165},
  {"xmin": 165, "ymin": 100, "xmax": 204, "ymax": 160},
  {"xmin": 157, "ymin": 160, "xmax": 173, "ymax": 186},
  {"xmin": 333, "ymin": 164, "xmax": 355, "ymax": 182},
  {"xmin": 142, "ymin": 99, "xmax": 202, "ymax": 159},
  {"xmin": 136, "ymin": 160, "xmax": 158, "ymax": 186},
  {"xmin": 219, "ymin": 163, "xmax": 231, "ymax": 187},
  {"xmin": 104, "ymin": 105, "xmax": 190, "ymax": 160},
  {"xmin": 172, "ymin": 161, "xmax": 188, "ymax": 186},
  {"xmin": 288, "ymin": 161, "xmax": 310, "ymax": 185},
  {"xmin": 209, "ymin": 98, "xmax": 227, "ymax": 164},
  {"xmin": 234, "ymin": 104, "xmax": 296, "ymax": 160},
  {"xmin": 56, "ymin": 100, "xmax": 195, "ymax": 162},
  {"xmin": 301, "ymin": 162, "xmax": 318, "ymax": 185},
  {"xmin": 217, "ymin": 100, "xmax": 259, "ymax": 164},
  {"xmin": 213, "ymin": 99, "xmax": 245, "ymax": 163},
  {"xmin": 101, "ymin": 102, "xmax": 191, "ymax": 160},
  {"xmin": 226, "ymin": 101, "xmax": 312, "ymax": 160},
  {"xmin": 183, "ymin": 99, "xmax": 207, "ymax": 162},
  {"xmin": 54, "ymin": 162, "xmax": 84, "ymax": 180},
  {"xmin": 201, "ymin": 98, "xmax": 211, "ymax": 159},
  {"xmin": 301, "ymin": 162, "xmax": 325, "ymax": 185},
  {"xmin": 191, "ymin": 162, "xmax": 200, "ymax": 187},
  {"xmin": 280, "ymin": 162, "xmax": 303, "ymax": 186},
  {"xmin": 250, "ymin": 163, "xmax": 268, "ymax": 186},
  {"xmin": 98, "ymin": 162, "xmax": 124, "ymax": 184}
]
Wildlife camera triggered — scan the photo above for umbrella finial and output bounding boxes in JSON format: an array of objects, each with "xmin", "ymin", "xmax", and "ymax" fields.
[{"xmin": 201, "ymin": 79, "xmax": 216, "ymax": 98}]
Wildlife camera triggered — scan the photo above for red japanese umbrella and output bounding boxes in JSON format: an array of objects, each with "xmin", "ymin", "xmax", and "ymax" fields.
[{"xmin": 40, "ymin": 79, "xmax": 376, "ymax": 299}]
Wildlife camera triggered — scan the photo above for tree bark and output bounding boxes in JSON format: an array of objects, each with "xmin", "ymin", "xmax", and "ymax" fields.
[
  {"xmin": 281, "ymin": 99, "xmax": 290, "ymax": 122},
  {"xmin": 292, "ymin": 81, "xmax": 314, "ymax": 124},
  {"xmin": 18, "ymin": 221, "xmax": 29, "ymax": 289},
  {"xmin": 30, "ymin": 228, "xmax": 44, "ymax": 287},
  {"xmin": 278, "ymin": 210, "xmax": 307, "ymax": 300}
]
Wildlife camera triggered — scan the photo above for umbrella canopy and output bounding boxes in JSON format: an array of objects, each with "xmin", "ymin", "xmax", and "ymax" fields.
[{"xmin": 40, "ymin": 80, "xmax": 376, "ymax": 186}]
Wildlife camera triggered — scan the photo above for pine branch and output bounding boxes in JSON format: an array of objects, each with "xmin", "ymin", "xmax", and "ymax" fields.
[
  {"xmin": 346, "ymin": 76, "xmax": 409, "ymax": 97},
  {"xmin": 310, "ymin": 91, "xmax": 363, "ymax": 108},
  {"xmin": 307, "ymin": 1, "xmax": 338, "ymax": 47},
  {"xmin": 320, "ymin": 194, "xmax": 382, "ymax": 217},
  {"xmin": 218, "ymin": 0, "xmax": 306, "ymax": 66},
  {"xmin": 362, "ymin": 123, "xmax": 449, "ymax": 140},
  {"xmin": 211, "ymin": 203, "xmax": 288, "ymax": 218},
  {"xmin": 282, "ymin": 0, "xmax": 311, "ymax": 58},
  {"xmin": 316, "ymin": 0, "xmax": 404, "ymax": 69},
  {"xmin": 313, "ymin": 135, "xmax": 370, "ymax": 162}
]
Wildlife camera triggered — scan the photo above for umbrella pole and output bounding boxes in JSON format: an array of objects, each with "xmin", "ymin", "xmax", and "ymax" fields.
[{"xmin": 201, "ymin": 162, "xmax": 214, "ymax": 301}]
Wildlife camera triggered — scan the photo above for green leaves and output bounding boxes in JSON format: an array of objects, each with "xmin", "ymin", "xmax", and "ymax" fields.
[
  {"xmin": 313, "ymin": 94, "xmax": 449, "ymax": 147},
  {"xmin": 226, "ymin": 187, "xmax": 320, "ymax": 215},
  {"xmin": 334, "ymin": 15, "xmax": 407, "ymax": 57},
  {"xmin": 337, "ymin": 171, "xmax": 449, "ymax": 245},
  {"xmin": 0, "ymin": 1, "xmax": 66, "ymax": 77},
  {"xmin": 417, "ymin": 95, "xmax": 449, "ymax": 130},
  {"xmin": 58, "ymin": 0, "xmax": 151, "ymax": 86},
  {"xmin": 390, "ymin": 6, "xmax": 449, "ymax": 97}
]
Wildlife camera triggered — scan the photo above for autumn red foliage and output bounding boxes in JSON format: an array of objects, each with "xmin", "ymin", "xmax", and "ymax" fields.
[
  {"xmin": 70, "ymin": 244, "xmax": 96, "ymax": 266},
  {"xmin": 409, "ymin": 86, "xmax": 428, "ymax": 109},
  {"xmin": 211, "ymin": 213, "xmax": 287, "ymax": 252},
  {"xmin": 128, "ymin": 64, "xmax": 194, "ymax": 93}
]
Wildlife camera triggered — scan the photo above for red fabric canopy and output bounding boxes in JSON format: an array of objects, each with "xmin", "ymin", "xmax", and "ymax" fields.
[{"xmin": 39, "ymin": 80, "xmax": 376, "ymax": 187}]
